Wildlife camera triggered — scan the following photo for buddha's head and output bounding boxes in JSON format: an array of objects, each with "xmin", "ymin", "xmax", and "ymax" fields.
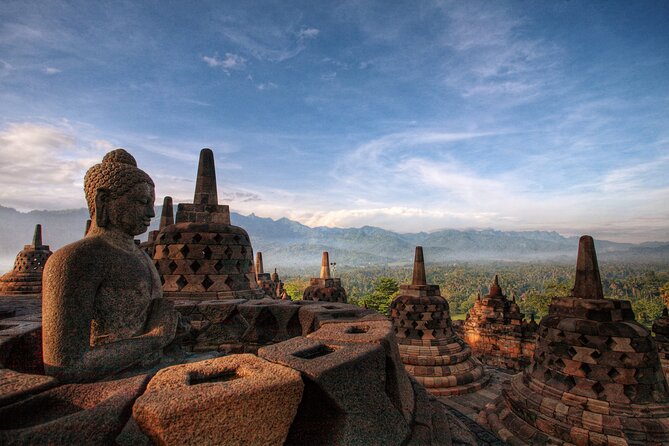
[{"xmin": 84, "ymin": 149, "xmax": 155, "ymax": 236}]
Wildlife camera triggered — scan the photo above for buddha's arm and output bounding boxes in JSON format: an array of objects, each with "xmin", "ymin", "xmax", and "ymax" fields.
[{"xmin": 42, "ymin": 247, "xmax": 171, "ymax": 382}]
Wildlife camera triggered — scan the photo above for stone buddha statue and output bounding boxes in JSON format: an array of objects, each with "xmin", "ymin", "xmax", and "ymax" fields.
[{"xmin": 42, "ymin": 149, "xmax": 178, "ymax": 383}]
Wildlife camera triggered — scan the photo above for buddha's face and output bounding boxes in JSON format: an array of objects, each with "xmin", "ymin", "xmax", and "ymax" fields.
[{"xmin": 105, "ymin": 182, "xmax": 156, "ymax": 236}]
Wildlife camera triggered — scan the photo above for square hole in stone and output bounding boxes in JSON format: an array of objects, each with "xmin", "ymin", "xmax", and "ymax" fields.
[
  {"xmin": 188, "ymin": 370, "xmax": 239, "ymax": 385},
  {"xmin": 345, "ymin": 325, "xmax": 370, "ymax": 334},
  {"xmin": 293, "ymin": 344, "xmax": 338, "ymax": 359}
]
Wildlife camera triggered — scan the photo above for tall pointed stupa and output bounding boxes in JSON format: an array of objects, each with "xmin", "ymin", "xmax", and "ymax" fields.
[
  {"xmin": 255, "ymin": 252, "xmax": 278, "ymax": 298},
  {"xmin": 302, "ymin": 251, "xmax": 347, "ymax": 303},
  {"xmin": 0, "ymin": 224, "xmax": 52, "ymax": 295},
  {"xmin": 152, "ymin": 149, "xmax": 264, "ymax": 299},
  {"xmin": 389, "ymin": 247, "xmax": 488, "ymax": 396},
  {"xmin": 481, "ymin": 236, "xmax": 669, "ymax": 445}
]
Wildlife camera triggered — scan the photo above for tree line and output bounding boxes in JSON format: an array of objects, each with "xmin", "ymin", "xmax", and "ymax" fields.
[{"xmin": 281, "ymin": 262, "xmax": 669, "ymax": 327}]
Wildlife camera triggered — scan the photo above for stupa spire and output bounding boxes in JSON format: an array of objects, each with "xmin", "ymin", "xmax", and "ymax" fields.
[
  {"xmin": 411, "ymin": 246, "xmax": 427, "ymax": 286},
  {"xmin": 320, "ymin": 251, "xmax": 331, "ymax": 279},
  {"xmin": 256, "ymin": 252, "xmax": 264, "ymax": 275},
  {"xmin": 193, "ymin": 148, "xmax": 218, "ymax": 206},
  {"xmin": 571, "ymin": 235, "xmax": 604, "ymax": 299},
  {"xmin": 32, "ymin": 224, "xmax": 42, "ymax": 247},
  {"xmin": 160, "ymin": 196, "xmax": 174, "ymax": 229}
]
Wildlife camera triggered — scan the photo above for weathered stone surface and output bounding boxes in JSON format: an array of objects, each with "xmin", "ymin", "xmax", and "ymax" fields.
[
  {"xmin": 0, "ymin": 374, "xmax": 149, "ymax": 445},
  {"xmin": 133, "ymin": 354, "xmax": 303, "ymax": 446},
  {"xmin": 298, "ymin": 301, "xmax": 377, "ymax": 335},
  {"xmin": 0, "ymin": 316, "xmax": 43, "ymax": 374},
  {"xmin": 0, "ymin": 224, "xmax": 52, "ymax": 295},
  {"xmin": 302, "ymin": 251, "xmax": 348, "ymax": 303},
  {"xmin": 307, "ymin": 319, "xmax": 415, "ymax": 423},
  {"xmin": 0, "ymin": 368, "xmax": 58, "ymax": 407},
  {"xmin": 652, "ymin": 307, "xmax": 669, "ymax": 382},
  {"xmin": 463, "ymin": 275, "xmax": 538, "ymax": 371},
  {"xmin": 42, "ymin": 149, "xmax": 179, "ymax": 383},
  {"xmin": 259, "ymin": 336, "xmax": 410, "ymax": 445},
  {"xmin": 480, "ymin": 236, "xmax": 669, "ymax": 445},
  {"xmin": 391, "ymin": 247, "xmax": 488, "ymax": 396}
]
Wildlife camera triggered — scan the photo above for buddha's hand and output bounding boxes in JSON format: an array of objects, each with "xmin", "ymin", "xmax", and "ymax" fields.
[{"xmin": 145, "ymin": 297, "xmax": 179, "ymax": 348}]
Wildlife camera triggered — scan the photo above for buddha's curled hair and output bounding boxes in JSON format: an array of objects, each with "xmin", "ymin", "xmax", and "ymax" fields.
[{"xmin": 84, "ymin": 148, "xmax": 154, "ymax": 217}]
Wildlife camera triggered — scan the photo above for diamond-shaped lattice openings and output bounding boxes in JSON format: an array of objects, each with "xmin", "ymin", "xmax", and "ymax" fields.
[
  {"xmin": 176, "ymin": 275, "xmax": 188, "ymax": 290},
  {"xmin": 579, "ymin": 363, "xmax": 592, "ymax": 376},
  {"xmin": 192, "ymin": 233, "xmax": 202, "ymax": 243},
  {"xmin": 225, "ymin": 276, "xmax": 235, "ymax": 290},
  {"xmin": 213, "ymin": 233, "xmax": 223, "ymax": 243},
  {"xmin": 608, "ymin": 368, "xmax": 620, "ymax": 380},
  {"xmin": 202, "ymin": 275, "xmax": 214, "ymax": 290},
  {"xmin": 202, "ymin": 246, "xmax": 212, "ymax": 259},
  {"xmin": 179, "ymin": 245, "xmax": 190, "ymax": 257},
  {"xmin": 214, "ymin": 260, "xmax": 224, "ymax": 272},
  {"xmin": 168, "ymin": 261, "xmax": 178, "ymax": 273},
  {"xmin": 568, "ymin": 346, "xmax": 577, "ymax": 358},
  {"xmin": 224, "ymin": 247, "xmax": 233, "ymax": 259},
  {"xmin": 190, "ymin": 260, "xmax": 201, "ymax": 273}
]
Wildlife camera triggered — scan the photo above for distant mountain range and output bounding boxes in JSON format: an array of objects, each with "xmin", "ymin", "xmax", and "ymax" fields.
[{"xmin": 1, "ymin": 204, "xmax": 668, "ymax": 270}]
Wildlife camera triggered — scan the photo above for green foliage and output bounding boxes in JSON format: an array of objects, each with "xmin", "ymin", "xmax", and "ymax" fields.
[
  {"xmin": 281, "ymin": 262, "xmax": 669, "ymax": 326},
  {"xmin": 358, "ymin": 277, "xmax": 399, "ymax": 315},
  {"xmin": 283, "ymin": 278, "xmax": 309, "ymax": 301}
]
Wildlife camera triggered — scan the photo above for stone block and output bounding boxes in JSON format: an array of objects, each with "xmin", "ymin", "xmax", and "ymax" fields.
[
  {"xmin": 0, "ymin": 374, "xmax": 149, "ymax": 445},
  {"xmin": 133, "ymin": 354, "xmax": 303, "ymax": 446},
  {"xmin": 0, "ymin": 368, "xmax": 58, "ymax": 407},
  {"xmin": 298, "ymin": 302, "xmax": 376, "ymax": 335},
  {"xmin": 307, "ymin": 319, "xmax": 415, "ymax": 422},
  {"xmin": 258, "ymin": 336, "xmax": 410, "ymax": 445}
]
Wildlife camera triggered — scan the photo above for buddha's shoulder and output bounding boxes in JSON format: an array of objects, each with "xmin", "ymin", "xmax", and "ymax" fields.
[{"xmin": 47, "ymin": 236, "xmax": 111, "ymax": 268}]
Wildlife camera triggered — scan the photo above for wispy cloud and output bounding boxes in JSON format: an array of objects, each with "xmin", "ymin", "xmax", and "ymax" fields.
[
  {"xmin": 257, "ymin": 82, "xmax": 277, "ymax": 90},
  {"xmin": 202, "ymin": 53, "xmax": 247, "ymax": 73},
  {"xmin": 43, "ymin": 66, "xmax": 61, "ymax": 74},
  {"xmin": 298, "ymin": 28, "xmax": 320, "ymax": 39}
]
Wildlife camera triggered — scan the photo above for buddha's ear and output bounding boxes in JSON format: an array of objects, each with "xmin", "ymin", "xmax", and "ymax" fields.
[{"xmin": 95, "ymin": 188, "xmax": 111, "ymax": 228}]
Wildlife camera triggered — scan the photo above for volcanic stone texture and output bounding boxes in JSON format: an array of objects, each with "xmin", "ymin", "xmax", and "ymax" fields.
[
  {"xmin": 0, "ymin": 374, "xmax": 149, "ymax": 445},
  {"xmin": 258, "ymin": 336, "xmax": 411, "ymax": 445},
  {"xmin": 463, "ymin": 275, "xmax": 538, "ymax": 371},
  {"xmin": 652, "ymin": 307, "xmax": 669, "ymax": 384},
  {"xmin": 133, "ymin": 354, "xmax": 304, "ymax": 446},
  {"xmin": 176, "ymin": 298, "xmax": 380, "ymax": 353},
  {"xmin": 0, "ymin": 224, "xmax": 52, "ymax": 296},
  {"xmin": 480, "ymin": 236, "xmax": 669, "ymax": 446},
  {"xmin": 390, "ymin": 247, "xmax": 489, "ymax": 397}
]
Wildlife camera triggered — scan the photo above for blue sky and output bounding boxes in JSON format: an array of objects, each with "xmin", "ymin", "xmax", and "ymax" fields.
[{"xmin": 0, "ymin": 0, "xmax": 667, "ymax": 242}]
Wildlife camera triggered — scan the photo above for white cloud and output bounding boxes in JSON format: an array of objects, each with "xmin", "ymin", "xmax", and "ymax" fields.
[
  {"xmin": 298, "ymin": 28, "xmax": 320, "ymax": 39},
  {"xmin": 257, "ymin": 82, "xmax": 277, "ymax": 90},
  {"xmin": 320, "ymin": 72, "xmax": 337, "ymax": 81},
  {"xmin": 0, "ymin": 122, "xmax": 107, "ymax": 210},
  {"xmin": 44, "ymin": 66, "xmax": 61, "ymax": 74},
  {"xmin": 202, "ymin": 53, "xmax": 247, "ymax": 73}
]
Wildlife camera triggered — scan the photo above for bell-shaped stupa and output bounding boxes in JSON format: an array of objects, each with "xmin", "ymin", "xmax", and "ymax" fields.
[
  {"xmin": 152, "ymin": 149, "xmax": 264, "ymax": 300},
  {"xmin": 481, "ymin": 236, "xmax": 669, "ymax": 445},
  {"xmin": 302, "ymin": 251, "xmax": 347, "ymax": 303},
  {"xmin": 463, "ymin": 274, "xmax": 537, "ymax": 370},
  {"xmin": 389, "ymin": 247, "xmax": 488, "ymax": 396},
  {"xmin": 0, "ymin": 224, "xmax": 52, "ymax": 295}
]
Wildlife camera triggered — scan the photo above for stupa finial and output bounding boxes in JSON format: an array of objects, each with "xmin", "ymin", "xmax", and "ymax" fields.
[
  {"xmin": 571, "ymin": 235, "xmax": 604, "ymax": 299},
  {"xmin": 320, "ymin": 252, "xmax": 331, "ymax": 279},
  {"xmin": 411, "ymin": 246, "xmax": 427, "ymax": 286},
  {"xmin": 32, "ymin": 224, "xmax": 42, "ymax": 247},
  {"xmin": 193, "ymin": 148, "xmax": 218, "ymax": 206},
  {"xmin": 256, "ymin": 252, "xmax": 264, "ymax": 275},
  {"xmin": 160, "ymin": 196, "xmax": 174, "ymax": 229}
]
